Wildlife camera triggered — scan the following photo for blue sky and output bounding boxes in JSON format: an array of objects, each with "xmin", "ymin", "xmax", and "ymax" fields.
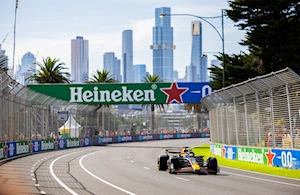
[{"xmin": 0, "ymin": 0, "xmax": 246, "ymax": 78}]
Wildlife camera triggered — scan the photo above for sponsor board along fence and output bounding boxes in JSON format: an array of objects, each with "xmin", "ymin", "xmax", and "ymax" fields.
[
  {"xmin": 210, "ymin": 143, "xmax": 300, "ymax": 169},
  {"xmin": 0, "ymin": 133, "xmax": 208, "ymax": 162}
]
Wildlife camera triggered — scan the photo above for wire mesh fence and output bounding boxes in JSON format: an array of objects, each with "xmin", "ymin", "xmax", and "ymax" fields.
[
  {"xmin": 0, "ymin": 70, "xmax": 98, "ymax": 142},
  {"xmin": 0, "ymin": 70, "xmax": 208, "ymax": 141},
  {"xmin": 98, "ymin": 107, "xmax": 209, "ymax": 136},
  {"xmin": 202, "ymin": 67, "xmax": 300, "ymax": 149}
]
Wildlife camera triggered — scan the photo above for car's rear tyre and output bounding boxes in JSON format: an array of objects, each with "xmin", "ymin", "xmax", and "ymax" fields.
[
  {"xmin": 207, "ymin": 157, "xmax": 218, "ymax": 175},
  {"xmin": 158, "ymin": 155, "xmax": 168, "ymax": 171}
]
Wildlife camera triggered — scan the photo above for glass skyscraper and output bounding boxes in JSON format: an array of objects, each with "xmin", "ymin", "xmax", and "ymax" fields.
[
  {"xmin": 151, "ymin": 7, "xmax": 175, "ymax": 82},
  {"xmin": 122, "ymin": 30, "xmax": 133, "ymax": 83},
  {"xmin": 15, "ymin": 52, "xmax": 36, "ymax": 85},
  {"xmin": 133, "ymin": 64, "xmax": 146, "ymax": 83},
  {"xmin": 190, "ymin": 21, "xmax": 208, "ymax": 82},
  {"xmin": 103, "ymin": 52, "xmax": 121, "ymax": 82},
  {"xmin": 71, "ymin": 36, "xmax": 89, "ymax": 83}
]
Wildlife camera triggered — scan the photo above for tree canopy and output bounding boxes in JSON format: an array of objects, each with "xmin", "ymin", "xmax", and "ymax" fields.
[
  {"xmin": 26, "ymin": 57, "xmax": 70, "ymax": 84},
  {"xmin": 210, "ymin": 0, "xmax": 300, "ymax": 89}
]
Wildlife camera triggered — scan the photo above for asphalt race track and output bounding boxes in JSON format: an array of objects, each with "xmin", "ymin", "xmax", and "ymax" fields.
[{"xmin": 0, "ymin": 138, "xmax": 299, "ymax": 195}]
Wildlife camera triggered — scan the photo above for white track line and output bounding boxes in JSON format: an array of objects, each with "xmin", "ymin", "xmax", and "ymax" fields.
[
  {"xmin": 143, "ymin": 167, "xmax": 150, "ymax": 170},
  {"xmin": 130, "ymin": 160, "xmax": 134, "ymax": 163},
  {"xmin": 175, "ymin": 176, "xmax": 189, "ymax": 182},
  {"xmin": 222, "ymin": 171, "xmax": 300, "ymax": 187},
  {"xmin": 221, "ymin": 165, "xmax": 300, "ymax": 181},
  {"xmin": 79, "ymin": 151, "xmax": 136, "ymax": 195},
  {"xmin": 50, "ymin": 151, "xmax": 83, "ymax": 195}
]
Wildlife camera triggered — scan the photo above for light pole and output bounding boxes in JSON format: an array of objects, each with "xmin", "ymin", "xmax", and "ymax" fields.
[
  {"xmin": 160, "ymin": 10, "xmax": 226, "ymax": 87},
  {"xmin": 12, "ymin": 0, "xmax": 19, "ymax": 78}
]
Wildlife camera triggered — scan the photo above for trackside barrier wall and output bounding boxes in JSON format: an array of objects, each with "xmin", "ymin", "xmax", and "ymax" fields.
[
  {"xmin": 210, "ymin": 143, "xmax": 300, "ymax": 169},
  {"xmin": 0, "ymin": 133, "xmax": 209, "ymax": 162}
]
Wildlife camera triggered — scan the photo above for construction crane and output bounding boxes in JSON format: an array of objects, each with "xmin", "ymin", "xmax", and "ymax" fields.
[{"xmin": 1, "ymin": 33, "xmax": 9, "ymax": 46}]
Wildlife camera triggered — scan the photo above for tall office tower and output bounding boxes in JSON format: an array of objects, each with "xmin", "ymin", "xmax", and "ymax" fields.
[
  {"xmin": 185, "ymin": 65, "xmax": 197, "ymax": 82},
  {"xmin": 190, "ymin": 21, "xmax": 206, "ymax": 82},
  {"xmin": 71, "ymin": 36, "xmax": 89, "ymax": 83},
  {"xmin": 173, "ymin": 70, "xmax": 178, "ymax": 81},
  {"xmin": 16, "ymin": 52, "xmax": 36, "ymax": 85},
  {"xmin": 115, "ymin": 58, "xmax": 122, "ymax": 82},
  {"xmin": 122, "ymin": 30, "xmax": 133, "ymax": 83},
  {"xmin": 151, "ymin": 7, "xmax": 175, "ymax": 82},
  {"xmin": 103, "ymin": 52, "xmax": 122, "ymax": 82},
  {"xmin": 133, "ymin": 64, "xmax": 146, "ymax": 83},
  {"xmin": 200, "ymin": 56, "xmax": 208, "ymax": 82}
]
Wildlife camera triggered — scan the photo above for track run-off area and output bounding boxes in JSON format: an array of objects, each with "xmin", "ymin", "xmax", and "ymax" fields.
[{"xmin": 0, "ymin": 138, "xmax": 299, "ymax": 195}]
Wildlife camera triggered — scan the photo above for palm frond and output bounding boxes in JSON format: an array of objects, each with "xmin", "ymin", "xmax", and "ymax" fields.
[{"xmin": 25, "ymin": 57, "xmax": 70, "ymax": 84}]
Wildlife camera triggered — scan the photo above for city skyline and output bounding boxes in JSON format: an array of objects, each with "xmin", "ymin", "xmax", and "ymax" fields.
[{"xmin": 1, "ymin": 0, "xmax": 246, "ymax": 79}]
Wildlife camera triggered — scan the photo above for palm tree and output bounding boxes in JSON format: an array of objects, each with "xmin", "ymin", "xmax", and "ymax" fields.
[
  {"xmin": 0, "ymin": 54, "xmax": 8, "ymax": 71},
  {"xmin": 142, "ymin": 74, "xmax": 165, "ymax": 131},
  {"xmin": 26, "ymin": 57, "xmax": 70, "ymax": 83},
  {"xmin": 88, "ymin": 69, "xmax": 117, "ymax": 83},
  {"xmin": 87, "ymin": 69, "xmax": 117, "ymax": 135}
]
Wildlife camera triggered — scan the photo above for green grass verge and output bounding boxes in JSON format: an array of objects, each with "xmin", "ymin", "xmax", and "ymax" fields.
[{"xmin": 191, "ymin": 144, "xmax": 300, "ymax": 179}]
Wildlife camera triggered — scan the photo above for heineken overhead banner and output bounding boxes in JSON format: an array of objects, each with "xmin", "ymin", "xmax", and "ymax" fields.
[{"xmin": 27, "ymin": 82, "xmax": 212, "ymax": 104}]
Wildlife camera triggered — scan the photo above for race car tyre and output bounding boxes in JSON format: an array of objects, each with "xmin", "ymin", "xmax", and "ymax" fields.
[
  {"xmin": 158, "ymin": 155, "xmax": 169, "ymax": 171},
  {"xmin": 168, "ymin": 163, "xmax": 177, "ymax": 174},
  {"xmin": 207, "ymin": 157, "xmax": 218, "ymax": 175},
  {"xmin": 170, "ymin": 157, "xmax": 179, "ymax": 170}
]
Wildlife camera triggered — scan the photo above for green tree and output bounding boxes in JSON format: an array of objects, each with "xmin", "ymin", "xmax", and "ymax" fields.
[
  {"xmin": 142, "ymin": 74, "xmax": 165, "ymax": 131},
  {"xmin": 26, "ymin": 57, "xmax": 70, "ymax": 83},
  {"xmin": 0, "ymin": 54, "xmax": 8, "ymax": 71},
  {"xmin": 87, "ymin": 69, "xmax": 118, "ymax": 83},
  {"xmin": 226, "ymin": 0, "xmax": 300, "ymax": 74},
  {"xmin": 209, "ymin": 53, "xmax": 263, "ymax": 90}
]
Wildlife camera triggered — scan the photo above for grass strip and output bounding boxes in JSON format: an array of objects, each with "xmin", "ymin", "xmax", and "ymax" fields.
[{"xmin": 191, "ymin": 144, "xmax": 300, "ymax": 179}]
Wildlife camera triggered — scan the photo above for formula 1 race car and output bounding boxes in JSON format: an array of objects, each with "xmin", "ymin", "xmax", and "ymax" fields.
[{"xmin": 157, "ymin": 147, "xmax": 220, "ymax": 175}]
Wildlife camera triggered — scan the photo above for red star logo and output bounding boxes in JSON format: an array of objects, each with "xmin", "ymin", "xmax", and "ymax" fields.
[
  {"xmin": 265, "ymin": 149, "xmax": 275, "ymax": 166},
  {"xmin": 221, "ymin": 147, "xmax": 226, "ymax": 157},
  {"xmin": 161, "ymin": 83, "xmax": 188, "ymax": 103}
]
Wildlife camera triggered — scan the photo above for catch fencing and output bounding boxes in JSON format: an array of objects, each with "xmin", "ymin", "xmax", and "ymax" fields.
[
  {"xmin": 0, "ymin": 70, "xmax": 208, "ymax": 142},
  {"xmin": 202, "ymin": 68, "xmax": 300, "ymax": 149},
  {"xmin": 100, "ymin": 107, "xmax": 209, "ymax": 136},
  {"xmin": 0, "ymin": 70, "xmax": 98, "ymax": 142}
]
